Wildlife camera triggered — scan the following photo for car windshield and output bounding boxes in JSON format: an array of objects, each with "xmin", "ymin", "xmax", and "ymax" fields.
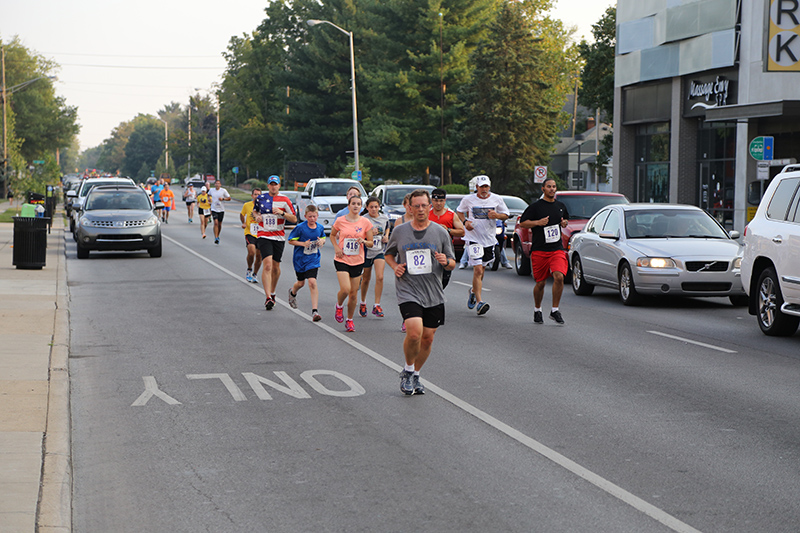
[
  {"xmin": 314, "ymin": 182, "xmax": 365, "ymax": 197},
  {"xmin": 502, "ymin": 196, "xmax": 528, "ymax": 210},
  {"xmin": 86, "ymin": 191, "xmax": 152, "ymax": 211},
  {"xmin": 445, "ymin": 196, "xmax": 464, "ymax": 211},
  {"xmin": 624, "ymin": 209, "xmax": 729, "ymax": 239},
  {"xmin": 558, "ymin": 195, "xmax": 628, "ymax": 220},
  {"xmin": 386, "ymin": 188, "xmax": 420, "ymax": 205},
  {"xmin": 80, "ymin": 180, "xmax": 130, "ymax": 196}
]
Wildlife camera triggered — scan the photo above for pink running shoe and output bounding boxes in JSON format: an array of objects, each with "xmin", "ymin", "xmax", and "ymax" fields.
[
  {"xmin": 372, "ymin": 305, "xmax": 384, "ymax": 318},
  {"xmin": 359, "ymin": 303, "xmax": 367, "ymax": 317},
  {"xmin": 345, "ymin": 319, "xmax": 355, "ymax": 332},
  {"xmin": 335, "ymin": 305, "xmax": 344, "ymax": 323},
  {"xmin": 401, "ymin": 321, "xmax": 406, "ymax": 333}
]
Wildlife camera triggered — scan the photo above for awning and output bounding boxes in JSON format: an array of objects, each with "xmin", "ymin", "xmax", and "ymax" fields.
[{"xmin": 705, "ymin": 100, "xmax": 800, "ymax": 122}]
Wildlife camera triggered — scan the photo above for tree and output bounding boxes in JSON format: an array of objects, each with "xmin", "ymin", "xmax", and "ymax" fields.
[
  {"xmin": 123, "ymin": 117, "xmax": 164, "ymax": 180},
  {"xmin": 577, "ymin": 6, "xmax": 615, "ymax": 116}
]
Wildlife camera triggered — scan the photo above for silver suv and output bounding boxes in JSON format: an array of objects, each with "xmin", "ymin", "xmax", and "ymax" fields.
[{"xmin": 741, "ymin": 166, "xmax": 800, "ymax": 336}]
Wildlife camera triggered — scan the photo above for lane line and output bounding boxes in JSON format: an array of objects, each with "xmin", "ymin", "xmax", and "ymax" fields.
[
  {"xmin": 648, "ymin": 331, "xmax": 737, "ymax": 354},
  {"xmin": 451, "ymin": 280, "xmax": 491, "ymax": 291},
  {"xmin": 164, "ymin": 234, "xmax": 703, "ymax": 533}
]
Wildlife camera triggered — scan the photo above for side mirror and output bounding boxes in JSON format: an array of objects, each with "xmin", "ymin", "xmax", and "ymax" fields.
[
  {"xmin": 154, "ymin": 201, "xmax": 165, "ymax": 210},
  {"xmin": 598, "ymin": 230, "xmax": 619, "ymax": 240},
  {"xmin": 729, "ymin": 230, "xmax": 740, "ymax": 239},
  {"xmin": 301, "ymin": 192, "xmax": 311, "ymax": 199},
  {"xmin": 66, "ymin": 190, "xmax": 77, "ymax": 198}
]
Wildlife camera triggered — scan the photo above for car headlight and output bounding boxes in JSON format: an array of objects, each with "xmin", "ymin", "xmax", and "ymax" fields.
[
  {"xmin": 732, "ymin": 257, "xmax": 742, "ymax": 269},
  {"xmin": 316, "ymin": 202, "xmax": 330, "ymax": 212},
  {"xmin": 79, "ymin": 216, "xmax": 92, "ymax": 226},
  {"xmin": 144, "ymin": 215, "xmax": 159, "ymax": 227},
  {"xmin": 637, "ymin": 257, "xmax": 676, "ymax": 268}
]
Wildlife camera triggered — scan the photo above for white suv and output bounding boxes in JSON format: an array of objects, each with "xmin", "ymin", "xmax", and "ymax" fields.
[{"xmin": 741, "ymin": 166, "xmax": 800, "ymax": 336}]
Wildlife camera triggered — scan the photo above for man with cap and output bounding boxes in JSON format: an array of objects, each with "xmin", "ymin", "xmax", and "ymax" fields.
[
  {"xmin": 456, "ymin": 175, "xmax": 510, "ymax": 315},
  {"xmin": 253, "ymin": 175, "xmax": 297, "ymax": 310},
  {"xmin": 429, "ymin": 188, "xmax": 465, "ymax": 289}
]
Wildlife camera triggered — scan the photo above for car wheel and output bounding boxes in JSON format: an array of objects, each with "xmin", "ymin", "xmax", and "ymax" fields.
[
  {"xmin": 149, "ymin": 242, "xmax": 163, "ymax": 258},
  {"xmin": 572, "ymin": 255, "xmax": 594, "ymax": 296},
  {"xmin": 755, "ymin": 267, "xmax": 800, "ymax": 336},
  {"xmin": 76, "ymin": 244, "xmax": 89, "ymax": 259},
  {"xmin": 514, "ymin": 241, "xmax": 531, "ymax": 277},
  {"xmin": 618, "ymin": 262, "xmax": 642, "ymax": 306},
  {"xmin": 729, "ymin": 295, "xmax": 749, "ymax": 307},
  {"xmin": 69, "ymin": 217, "xmax": 75, "ymax": 233}
]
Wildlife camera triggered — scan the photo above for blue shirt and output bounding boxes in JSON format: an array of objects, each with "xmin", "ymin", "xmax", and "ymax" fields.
[{"xmin": 288, "ymin": 221, "xmax": 326, "ymax": 273}]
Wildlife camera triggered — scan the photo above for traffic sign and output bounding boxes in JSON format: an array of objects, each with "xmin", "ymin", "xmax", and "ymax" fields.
[
  {"xmin": 33, "ymin": 160, "xmax": 45, "ymax": 164},
  {"xmin": 232, "ymin": 167, "xmax": 239, "ymax": 174},
  {"xmin": 351, "ymin": 170, "xmax": 362, "ymax": 182},
  {"xmin": 533, "ymin": 166, "xmax": 548, "ymax": 183},
  {"xmin": 749, "ymin": 136, "xmax": 774, "ymax": 160}
]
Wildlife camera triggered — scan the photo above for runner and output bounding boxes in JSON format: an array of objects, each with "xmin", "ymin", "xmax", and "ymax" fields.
[
  {"xmin": 359, "ymin": 196, "xmax": 391, "ymax": 318},
  {"xmin": 428, "ymin": 188, "xmax": 465, "ymax": 289},
  {"xmin": 253, "ymin": 175, "xmax": 297, "ymax": 310},
  {"xmin": 152, "ymin": 179, "xmax": 164, "ymax": 221},
  {"xmin": 208, "ymin": 180, "xmax": 231, "ymax": 244},
  {"xmin": 196, "ymin": 186, "xmax": 212, "ymax": 239},
  {"xmin": 240, "ymin": 188, "xmax": 262, "ymax": 283},
  {"xmin": 183, "ymin": 184, "xmax": 197, "ymax": 223},
  {"xmin": 385, "ymin": 189, "xmax": 456, "ymax": 396},
  {"xmin": 456, "ymin": 175, "xmax": 510, "ymax": 316},
  {"xmin": 518, "ymin": 177, "xmax": 570, "ymax": 325},
  {"xmin": 330, "ymin": 195, "xmax": 374, "ymax": 332},
  {"xmin": 160, "ymin": 182, "xmax": 175, "ymax": 223},
  {"xmin": 287, "ymin": 205, "xmax": 326, "ymax": 321}
]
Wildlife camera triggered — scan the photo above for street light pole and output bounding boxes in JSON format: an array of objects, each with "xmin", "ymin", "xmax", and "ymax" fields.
[
  {"xmin": 156, "ymin": 118, "xmax": 168, "ymax": 177},
  {"xmin": 306, "ymin": 19, "xmax": 360, "ymax": 173}
]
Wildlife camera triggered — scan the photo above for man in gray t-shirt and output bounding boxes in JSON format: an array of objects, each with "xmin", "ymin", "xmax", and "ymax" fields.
[{"xmin": 385, "ymin": 189, "xmax": 456, "ymax": 396}]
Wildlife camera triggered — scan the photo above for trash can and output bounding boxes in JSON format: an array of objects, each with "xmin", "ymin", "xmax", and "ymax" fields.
[{"xmin": 12, "ymin": 216, "xmax": 50, "ymax": 269}]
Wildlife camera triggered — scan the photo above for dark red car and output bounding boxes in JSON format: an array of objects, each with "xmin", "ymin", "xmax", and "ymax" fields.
[{"xmin": 512, "ymin": 191, "xmax": 629, "ymax": 276}]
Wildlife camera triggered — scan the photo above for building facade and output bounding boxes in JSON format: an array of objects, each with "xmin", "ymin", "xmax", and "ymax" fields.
[{"xmin": 613, "ymin": 0, "xmax": 800, "ymax": 233}]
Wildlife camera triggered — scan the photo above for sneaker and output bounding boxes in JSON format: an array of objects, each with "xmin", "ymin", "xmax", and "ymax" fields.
[
  {"xmin": 399, "ymin": 370, "xmax": 414, "ymax": 395},
  {"xmin": 202, "ymin": 234, "xmax": 206, "ymax": 239},
  {"xmin": 335, "ymin": 305, "xmax": 344, "ymax": 323},
  {"xmin": 413, "ymin": 375, "xmax": 425, "ymax": 395},
  {"xmin": 214, "ymin": 238, "xmax": 219, "ymax": 245},
  {"xmin": 288, "ymin": 289, "xmax": 298, "ymax": 309},
  {"xmin": 476, "ymin": 301, "xmax": 490, "ymax": 315},
  {"xmin": 502, "ymin": 263, "xmax": 513, "ymax": 269},
  {"xmin": 249, "ymin": 273, "xmax": 260, "ymax": 283},
  {"xmin": 188, "ymin": 218, "xmax": 192, "ymax": 223},
  {"xmin": 401, "ymin": 321, "xmax": 406, "ymax": 333},
  {"xmin": 265, "ymin": 296, "xmax": 275, "ymax": 311},
  {"xmin": 359, "ymin": 303, "xmax": 367, "ymax": 318},
  {"xmin": 549, "ymin": 310, "xmax": 565, "ymax": 325},
  {"xmin": 458, "ymin": 263, "xmax": 467, "ymax": 270},
  {"xmin": 467, "ymin": 289, "xmax": 477, "ymax": 309},
  {"xmin": 534, "ymin": 310, "xmax": 543, "ymax": 324},
  {"xmin": 372, "ymin": 305, "xmax": 384, "ymax": 318},
  {"xmin": 345, "ymin": 319, "xmax": 355, "ymax": 332},
  {"xmin": 246, "ymin": 270, "xmax": 253, "ymax": 282},
  {"xmin": 312, "ymin": 311, "xmax": 322, "ymax": 322}
]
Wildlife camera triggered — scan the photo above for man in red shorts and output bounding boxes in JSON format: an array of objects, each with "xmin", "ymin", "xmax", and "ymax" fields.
[{"xmin": 518, "ymin": 177, "xmax": 570, "ymax": 324}]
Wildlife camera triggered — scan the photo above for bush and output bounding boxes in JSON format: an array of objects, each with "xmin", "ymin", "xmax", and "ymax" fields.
[
  {"xmin": 441, "ymin": 183, "xmax": 469, "ymax": 195},
  {"xmin": 243, "ymin": 178, "xmax": 268, "ymax": 190}
]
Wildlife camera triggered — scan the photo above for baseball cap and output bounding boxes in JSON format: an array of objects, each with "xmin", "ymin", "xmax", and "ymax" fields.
[
  {"xmin": 474, "ymin": 175, "xmax": 491, "ymax": 187},
  {"xmin": 268, "ymin": 175, "xmax": 280, "ymax": 185},
  {"xmin": 431, "ymin": 188, "xmax": 446, "ymax": 199},
  {"xmin": 200, "ymin": 186, "xmax": 207, "ymax": 192}
]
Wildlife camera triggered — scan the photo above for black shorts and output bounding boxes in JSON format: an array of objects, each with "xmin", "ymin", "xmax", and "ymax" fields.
[
  {"xmin": 296, "ymin": 268, "xmax": 319, "ymax": 281},
  {"xmin": 399, "ymin": 302, "xmax": 445, "ymax": 329},
  {"xmin": 363, "ymin": 253, "xmax": 385, "ymax": 269},
  {"xmin": 245, "ymin": 234, "xmax": 258, "ymax": 247},
  {"xmin": 256, "ymin": 238, "xmax": 285, "ymax": 262},
  {"xmin": 198, "ymin": 208, "xmax": 211, "ymax": 217},
  {"xmin": 211, "ymin": 211, "xmax": 225, "ymax": 222},
  {"xmin": 334, "ymin": 260, "xmax": 364, "ymax": 278}
]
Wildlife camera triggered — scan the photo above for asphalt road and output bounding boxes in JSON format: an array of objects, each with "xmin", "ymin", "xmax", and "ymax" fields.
[{"xmin": 66, "ymin": 205, "xmax": 800, "ymax": 533}]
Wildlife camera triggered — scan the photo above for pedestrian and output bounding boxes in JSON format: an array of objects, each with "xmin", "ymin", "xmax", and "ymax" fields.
[
  {"xmin": 287, "ymin": 204, "xmax": 326, "ymax": 321},
  {"xmin": 208, "ymin": 180, "xmax": 231, "ymax": 244},
  {"xmin": 428, "ymin": 187, "xmax": 465, "ymax": 289},
  {"xmin": 518, "ymin": 177, "xmax": 570, "ymax": 325},
  {"xmin": 456, "ymin": 175, "xmax": 510, "ymax": 316},
  {"xmin": 183, "ymin": 184, "xmax": 197, "ymax": 223},
  {"xmin": 253, "ymin": 175, "xmax": 297, "ymax": 310},
  {"xmin": 196, "ymin": 186, "xmax": 211, "ymax": 239},
  {"xmin": 359, "ymin": 196, "xmax": 390, "ymax": 318},
  {"xmin": 240, "ymin": 187, "xmax": 263, "ymax": 283},
  {"xmin": 331, "ymin": 195, "xmax": 374, "ymax": 332},
  {"xmin": 385, "ymin": 189, "xmax": 456, "ymax": 396},
  {"xmin": 160, "ymin": 182, "xmax": 175, "ymax": 223}
]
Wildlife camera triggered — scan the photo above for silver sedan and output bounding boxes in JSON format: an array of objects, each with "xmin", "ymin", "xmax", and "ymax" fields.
[{"xmin": 569, "ymin": 204, "xmax": 746, "ymax": 306}]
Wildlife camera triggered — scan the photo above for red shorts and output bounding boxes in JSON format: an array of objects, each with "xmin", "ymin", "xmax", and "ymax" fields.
[{"xmin": 530, "ymin": 250, "xmax": 568, "ymax": 282}]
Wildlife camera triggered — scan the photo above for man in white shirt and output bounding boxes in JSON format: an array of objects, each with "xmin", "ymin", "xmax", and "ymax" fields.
[
  {"xmin": 456, "ymin": 175, "xmax": 509, "ymax": 315},
  {"xmin": 208, "ymin": 180, "xmax": 231, "ymax": 244}
]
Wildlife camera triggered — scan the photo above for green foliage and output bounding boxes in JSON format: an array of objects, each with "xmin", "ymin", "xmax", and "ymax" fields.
[
  {"xmin": 243, "ymin": 178, "xmax": 268, "ymax": 190},
  {"xmin": 124, "ymin": 117, "xmax": 165, "ymax": 179},
  {"xmin": 577, "ymin": 7, "xmax": 615, "ymax": 116},
  {"xmin": 441, "ymin": 183, "xmax": 468, "ymax": 194}
]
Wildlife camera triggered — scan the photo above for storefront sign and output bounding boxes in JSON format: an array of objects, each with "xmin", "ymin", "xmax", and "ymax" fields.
[
  {"xmin": 767, "ymin": 0, "xmax": 800, "ymax": 71},
  {"xmin": 684, "ymin": 71, "xmax": 737, "ymax": 117},
  {"xmin": 750, "ymin": 136, "xmax": 774, "ymax": 161}
]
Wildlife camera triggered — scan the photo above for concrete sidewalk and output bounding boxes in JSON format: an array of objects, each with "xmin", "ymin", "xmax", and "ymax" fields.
[{"xmin": 0, "ymin": 204, "xmax": 71, "ymax": 532}]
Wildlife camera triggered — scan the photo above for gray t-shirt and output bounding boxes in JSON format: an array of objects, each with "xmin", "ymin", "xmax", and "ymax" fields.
[
  {"xmin": 385, "ymin": 221, "xmax": 455, "ymax": 308},
  {"xmin": 365, "ymin": 213, "xmax": 391, "ymax": 259}
]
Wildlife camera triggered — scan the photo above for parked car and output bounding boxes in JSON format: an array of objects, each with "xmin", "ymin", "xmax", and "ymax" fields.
[
  {"xmin": 741, "ymin": 165, "xmax": 800, "ymax": 336},
  {"xmin": 184, "ymin": 176, "xmax": 206, "ymax": 189},
  {"xmin": 74, "ymin": 185, "xmax": 162, "ymax": 259},
  {"xmin": 280, "ymin": 190, "xmax": 302, "ymax": 227},
  {"xmin": 445, "ymin": 194, "xmax": 467, "ymax": 259},
  {"xmin": 297, "ymin": 178, "xmax": 367, "ymax": 231},
  {"xmin": 370, "ymin": 184, "xmax": 435, "ymax": 222},
  {"xmin": 513, "ymin": 191, "xmax": 628, "ymax": 276},
  {"xmin": 569, "ymin": 204, "xmax": 746, "ymax": 306},
  {"xmin": 67, "ymin": 176, "xmax": 135, "ymax": 234}
]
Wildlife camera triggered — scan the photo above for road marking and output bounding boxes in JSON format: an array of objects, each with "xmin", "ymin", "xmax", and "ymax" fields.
[
  {"xmin": 164, "ymin": 234, "xmax": 703, "ymax": 533},
  {"xmin": 451, "ymin": 280, "xmax": 491, "ymax": 291},
  {"xmin": 648, "ymin": 331, "xmax": 737, "ymax": 354}
]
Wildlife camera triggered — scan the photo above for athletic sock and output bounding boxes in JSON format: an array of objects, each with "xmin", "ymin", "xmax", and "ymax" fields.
[
  {"xmin": 404, "ymin": 364, "xmax": 415, "ymax": 373},
  {"xmin": 535, "ymin": 307, "xmax": 542, "ymax": 313},
  {"xmin": 413, "ymin": 371, "xmax": 420, "ymax": 376},
  {"xmin": 552, "ymin": 307, "xmax": 559, "ymax": 312}
]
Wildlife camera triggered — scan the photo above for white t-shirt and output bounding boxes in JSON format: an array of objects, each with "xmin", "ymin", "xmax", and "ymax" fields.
[
  {"xmin": 208, "ymin": 188, "xmax": 231, "ymax": 212},
  {"xmin": 456, "ymin": 192, "xmax": 510, "ymax": 247}
]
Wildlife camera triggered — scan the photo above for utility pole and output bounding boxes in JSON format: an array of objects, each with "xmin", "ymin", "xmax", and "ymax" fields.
[{"xmin": 2, "ymin": 46, "xmax": 7, "ymax": 201}]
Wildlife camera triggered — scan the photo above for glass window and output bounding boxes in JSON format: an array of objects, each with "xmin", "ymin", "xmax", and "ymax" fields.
[
  {"xmin": 603, "ymin": 211, "xmax": 621, "ymax": 235},
  {"xmin": 586, "ymin": 210, "xmax": 610, "ymax": 234},
  {"xmin": 635, "ymin": 122, "xmax": 671, "ymax": 203},
  {"xmin": 766, "ymin": 178, "xmax": 800, "ymax": 221}
]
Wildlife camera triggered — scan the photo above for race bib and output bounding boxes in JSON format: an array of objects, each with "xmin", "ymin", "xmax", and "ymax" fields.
[
  {"xmin": 467, "ymin": 243, "xmax": 484, "ymax": 260},
  {"xmin": 250, "ymin": 223, "xmax": 259, "ymax": 235},
  {"xmin": 304, "ymin": 241, "xmax": 319, "ymax": 255},
  {"xmin": 260, "ymin": 214, "xmax": 279, "ymax": 231},
  {"xmin": 407, "ymin": 249, "xmax": 432, "ymax": 275},
  {"xmin": 343, "ymin": 238, "xmax": 360, "ymax": 256},
  {"xmin": 373, "ymin": 235, "xmax": 383, "ymax": 249},
  {"xmin": 544, "ymin": 224, "xmax": 561, "ymax": 244}
]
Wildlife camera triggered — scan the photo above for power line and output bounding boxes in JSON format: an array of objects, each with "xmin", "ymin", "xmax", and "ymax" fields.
[
  {"xmin": 44, "ymin": 52, "xmax": 221, "ymax": 59},
  {"xmin": 60, "ymin": 63, "xmax": 223, "ymax": 70}
]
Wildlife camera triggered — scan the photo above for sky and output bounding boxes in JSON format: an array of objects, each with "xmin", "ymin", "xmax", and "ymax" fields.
[{"xmin": 2, "ymin": 0, "xmax": 612, "ymax": 154}]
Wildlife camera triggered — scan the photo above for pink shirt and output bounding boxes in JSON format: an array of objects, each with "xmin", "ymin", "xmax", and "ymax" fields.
[{"xmin": 332, "ymin": 215, "xmax": 371, "ymax": 265}]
